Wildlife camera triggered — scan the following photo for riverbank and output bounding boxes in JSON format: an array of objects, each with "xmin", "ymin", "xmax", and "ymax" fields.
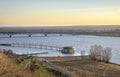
[
  {"xmin": 1, "ymin": 49, "xmax": 120, "ymax": 77},
  {"xmin": 96, "ymin": 34, "xmax": 120, "ymax": 37},
  {"xmin": 40, "ymin": 56, "xmax": 120, "ymax": 77}
]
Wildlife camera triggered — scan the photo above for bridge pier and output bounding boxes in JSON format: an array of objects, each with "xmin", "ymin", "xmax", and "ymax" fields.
[
  {"xmin": 60, "ymin": 34, "xmax": 62, "ymax": 36},
  {"xmin": 8, "ymin": 34, "xmax": 12, "ymax": 38},
  {"xmin": 28, "ymin": 34, "xmax": 32, "ymax": 37},
  {"xmin": 44, "ymin": 34, "xmax": 47, "ymax": 37}
]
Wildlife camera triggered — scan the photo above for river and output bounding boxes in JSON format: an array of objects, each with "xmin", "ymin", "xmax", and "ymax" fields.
[{"xmin": 0, "ymin": 34, "xmax": 120, "ymax": 64}]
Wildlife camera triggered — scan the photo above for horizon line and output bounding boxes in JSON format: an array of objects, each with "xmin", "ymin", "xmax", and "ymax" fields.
[{"xmin": 0, "ymin": 25, "xmax": 120, "ymax": 27}]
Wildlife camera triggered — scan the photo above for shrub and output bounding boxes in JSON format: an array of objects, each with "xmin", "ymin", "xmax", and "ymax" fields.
[
  {"xmin": 89, "ymin": 45, "xmax": 112, "ymax": 62},
  {"xmin": 29, "ymin": 60, "xmax": 40, "ymax": 72},
  {"xmin": 2, "ymin": 49, "xmax": 14, "ymax": 55}
]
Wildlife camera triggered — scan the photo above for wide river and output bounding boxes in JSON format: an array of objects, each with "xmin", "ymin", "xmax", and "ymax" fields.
[{"xmin": 0, "ymin": 34, "xmax": 120, "ymax": 64}]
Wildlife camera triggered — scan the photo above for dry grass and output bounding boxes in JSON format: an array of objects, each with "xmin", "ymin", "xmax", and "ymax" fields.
[
  {"xmin": 0, "ymin": 52, "xmax": 32, "ymax": 77},
  {"xmin": 0, "ymin": 52, "xmax": 57, "ymax": 77},
  {"xmin": 43, "ymin": 56, "xmax": 120, "ymax": 77}
]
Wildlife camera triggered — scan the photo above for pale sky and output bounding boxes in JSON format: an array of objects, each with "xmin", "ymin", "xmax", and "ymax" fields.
[{"xmin": 0, "ymin": 0, "xmax": 120, "ymax": 26}]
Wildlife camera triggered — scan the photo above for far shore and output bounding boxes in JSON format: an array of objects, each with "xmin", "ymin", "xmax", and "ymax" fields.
[{"xmin": 0, "ymin": 26, "xmax": 120, "ymax": 37}]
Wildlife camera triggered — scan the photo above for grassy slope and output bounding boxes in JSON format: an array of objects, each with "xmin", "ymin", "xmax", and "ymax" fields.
[
  {"xmin": 0, "ymin": 53, "xmax": 32, "ymax": 77},
  {"xmin": 0, "ymin": 52, "xmax": 56, "ymax": 77}
]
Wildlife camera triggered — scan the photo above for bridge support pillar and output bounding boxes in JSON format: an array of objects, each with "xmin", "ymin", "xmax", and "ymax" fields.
[
  {"xmin": 44, "ymin": 34, "xmax": 47, "ymax": 37},
  {"xmin": 9, "ymin": 34, "xmax": 12, "ymax": 38},
  {"xmin": 60, "ymin": 34, "xmax": 62, "ymax": 36},
  {"xmin": 28, "ymin": 34, "xmax": 32, "ymax": 37}
]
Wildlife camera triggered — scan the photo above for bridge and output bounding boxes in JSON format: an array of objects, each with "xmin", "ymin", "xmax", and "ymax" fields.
[
  {"xmin": 0, "ymin": 29, "xmax": 82, "ymax": 37},
  {"xmin": 0, "ymin": 28, "xmax": 102, "ymax": 37},
  {"xmin": 1, "ymin": 27, "xmax": 120, "ymax": 37},
  {"xmin": 0, "ymin": 32, "xmax": 64, "ymax": 37},
  {"xmin": 0, "ymin": 29, "xmax": 83, "ymax": 37}
]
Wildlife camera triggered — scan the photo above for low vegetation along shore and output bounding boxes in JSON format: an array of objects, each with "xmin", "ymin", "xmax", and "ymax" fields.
[{"xmin": 0, "ymin": 49, "xmax": 120, "ymax": 77}]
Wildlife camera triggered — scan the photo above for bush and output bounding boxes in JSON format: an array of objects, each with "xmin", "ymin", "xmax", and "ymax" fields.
[
  {"xmin": 29, "ymin": 60, "xmax": 40, "ymax": 72},
  {"xmin": 25, "ymin": 58, "xmax": 40, "ymax": 72},
  {"xmin": 89, "ymin": 45, "xmax": 112, "ymax": 62},
  {"xmin": 2, "ymin": 49, "xmax": 14, "ymax": 55}
]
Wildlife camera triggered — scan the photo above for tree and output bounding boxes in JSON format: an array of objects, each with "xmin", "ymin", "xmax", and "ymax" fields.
[
  {"xmin": 89, "ymin": 45, "xmax": 112, "ymax": 63},
  {"xmin": 89, "ymin": 45, "xmax": 103, "ymax": 61},
  {"xmin": 102, "ymin": 47, "xmax": 112, "ymax": 62}
]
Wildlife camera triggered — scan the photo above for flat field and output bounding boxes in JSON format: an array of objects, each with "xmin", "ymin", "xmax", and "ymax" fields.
[{"xmin": 42, "ymin": 56, "xmax": 120, "ymax": 77}]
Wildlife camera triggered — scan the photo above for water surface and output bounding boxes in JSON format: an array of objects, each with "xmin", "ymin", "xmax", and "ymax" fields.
[{"xmin": 0, "ymin": 34, "xmax": 120, "ymax": 64}]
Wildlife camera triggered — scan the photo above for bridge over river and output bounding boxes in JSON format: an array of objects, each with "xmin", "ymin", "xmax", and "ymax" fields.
[
  {"xmin": 0, "ymin": 26, "xmax": 120, "ymax": 37},
  {"xmin": 0, "ymin": 29, "xmax": 92, "ymax": 37},
  {"xmin": 0, "ymin": 32, "xmax": 64, "ymax": 37}
]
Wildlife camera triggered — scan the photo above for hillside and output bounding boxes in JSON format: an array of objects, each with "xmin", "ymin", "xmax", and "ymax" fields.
[{"xmin": 0, "ymin": 51, "xmax": 56, "ymax": 77}]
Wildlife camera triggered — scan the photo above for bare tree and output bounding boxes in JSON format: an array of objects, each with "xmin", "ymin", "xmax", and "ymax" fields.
[
  {"xmin": 102, "ymin": 47, "xmax": 112, "ymax": 62},
  {"xmin": 89, "ymin": 45, "xmax": 112, "ymax": 63},
  {"xmin": 89, "ymin": 45, "xmax": 103, "ymax": 61}
]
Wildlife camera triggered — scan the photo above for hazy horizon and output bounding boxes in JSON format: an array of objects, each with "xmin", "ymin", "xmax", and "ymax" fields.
[{"xmin": 0, "ymin": 25, "xmax": 120, "ymax": 27}]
